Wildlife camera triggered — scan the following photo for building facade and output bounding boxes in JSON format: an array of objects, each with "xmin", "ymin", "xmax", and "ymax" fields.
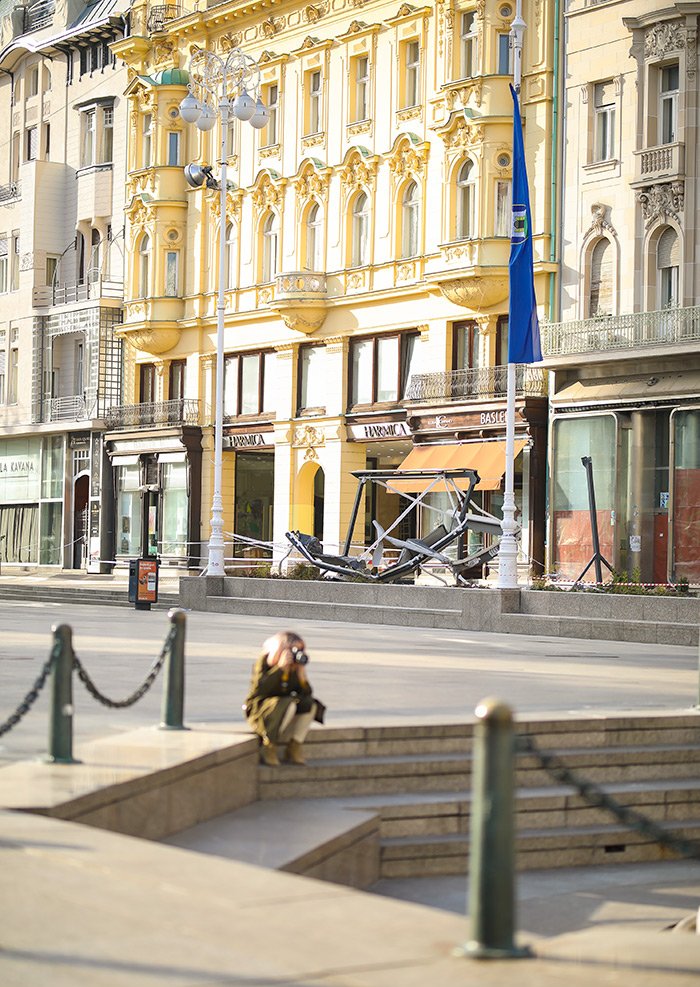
[
  {"xmin": 112, "ymin": 0, "xmax": 556, "ymax": 575},
  {"xmin": 0, "ymin": 0, "xmax": 128, "ymax": 569},
  {"xmin": 543, "ymin": 0, "xmax": 699, "ymax": 584}
]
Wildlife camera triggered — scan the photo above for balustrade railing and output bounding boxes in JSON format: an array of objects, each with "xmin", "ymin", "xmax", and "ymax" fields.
[
  {"xmin": 0, "ymin": 181, "xmax": 20, "ymax": 204},
  {"xmin": 33, "ymin": 279, "xmax": 123, "ymax": 308},
  {"xmin": 47, "ymin": 395, "xmax": 88, "ymax": 421},
  {"xmin": 541, "ymin": 306, "xmax": 700, "ymax": 358},
  {"xmin": 104, "ymin": 399, "xmax": 200, "ymax": 429},
  {"xmin": 405, "ymin": 365, "xmax": 548, "ymax": 402},
  {"xmin": 274, "ymin": 272, "xmax": 327, "ymax": 297},
  {"xmin": 147, "ymin": 4, "xmax": 188, "ymax": 31},
  {"xmin": 634, "ymin": 142, "xmax": 684, "ymax": 182}
]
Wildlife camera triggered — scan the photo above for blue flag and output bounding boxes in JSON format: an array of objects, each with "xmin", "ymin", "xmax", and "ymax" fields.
[{"xmin": 508, "ymin": 85, "xmax": 541, "ymax": 364}]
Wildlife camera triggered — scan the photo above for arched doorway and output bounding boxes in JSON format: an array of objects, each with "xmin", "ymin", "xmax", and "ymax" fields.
[
  {"xmin": 313, "ymin": 467, "xmax": 324, "ymax": 541},
  {"xmin": 295, "ymin": 461, "xmax": 325, "ymax": 543},
  {"xmin": 73, "ymin": 473, "xmax": 89, "ymax": 568}
]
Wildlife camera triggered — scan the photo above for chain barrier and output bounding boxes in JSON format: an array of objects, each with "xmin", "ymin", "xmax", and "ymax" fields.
[
  {"xmin": 0, "ymin": 641, "xmax": 61, "ymax": 737},
  {"xmin": 72, "ymin": 625, "xmax": 176, "ymax": 710},
  {"xmin": 517, "ymin": 734, "xmax": 700, "ymax": 862}
]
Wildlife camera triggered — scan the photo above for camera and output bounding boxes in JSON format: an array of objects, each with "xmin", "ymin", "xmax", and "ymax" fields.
[{"xmin": 291, "ymin": 646, "xmax": 309, "ymax": 665}]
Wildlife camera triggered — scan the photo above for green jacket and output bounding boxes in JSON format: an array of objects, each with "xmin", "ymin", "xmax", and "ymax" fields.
[{"xmin": 244, "ymin": 654, "xmax": 313, "ymax": 743}]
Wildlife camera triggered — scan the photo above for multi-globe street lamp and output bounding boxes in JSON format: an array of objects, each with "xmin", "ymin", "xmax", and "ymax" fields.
[{"xmin": 179, "ymin": 48, "xmax": 268, "ymax": 575}]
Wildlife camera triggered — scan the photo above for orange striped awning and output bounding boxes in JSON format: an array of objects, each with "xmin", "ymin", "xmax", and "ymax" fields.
[{"xmin": 393, "ymin": 439, "xmax": 527, "ymax": 492}]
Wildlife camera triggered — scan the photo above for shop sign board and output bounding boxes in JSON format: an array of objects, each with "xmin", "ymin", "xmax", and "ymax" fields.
[
  {"xmin": 0, "ymin": 438, "xmax": 41, "ymax": 501},
  {"xmin": 348, "ymin": 421, "xmax": 411, "ymax": 441},
  {"xmin": 223, "ymin": 432, "xmax": 273, "ymax": 449},
  {"xmin": 411, "ymin": 409, "xmax": 525, "ymax": 434}
]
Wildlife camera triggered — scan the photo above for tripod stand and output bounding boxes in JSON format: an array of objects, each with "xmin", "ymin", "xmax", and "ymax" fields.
[{"xmin": 574, "ymin": 456, "xmax": 614, "ymax": 585}]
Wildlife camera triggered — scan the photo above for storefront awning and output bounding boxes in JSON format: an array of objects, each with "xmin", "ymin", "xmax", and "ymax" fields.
[{"xmin": 395, "ymin": 439, "xmax": 527, "ymax": 492}]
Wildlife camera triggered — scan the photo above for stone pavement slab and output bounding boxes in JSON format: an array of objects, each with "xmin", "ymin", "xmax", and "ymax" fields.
[{"xmin": 2, "ymin": 807, "xmax": 700, "ymax": 987}]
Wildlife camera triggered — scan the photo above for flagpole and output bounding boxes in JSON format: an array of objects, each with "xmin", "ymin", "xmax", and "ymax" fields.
[{"xmin": 497, "ymin": 1, "xmax": 526, "ymax": 589}]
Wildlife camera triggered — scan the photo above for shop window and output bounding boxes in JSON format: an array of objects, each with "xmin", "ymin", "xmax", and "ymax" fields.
[
  {"xmin": 169, "ymin": 360, "xmax": 185, "ymax": 401},
  {"xmin": 589, "ymin": 237, "xmax": 613, "ymax": 316},
  {"xmin": 660, "ymin": 63, "xmax": 679, "ymax": 145},
  {"xmin": 305, "ymin": 202, "xmax": 323, "ymax": 271},
  {"xmin": 299, "ymin": 344, "xmax": 326, "ymax": 411},
  {"xmin": 235, "ymin": 452, "xmax": 274, "ymax": 544},
  {"xmin": 456, "ymin": 160, "xmax": 475, "ymax": 239},
  {"xmin": 262, "ymin": 83, "xmax": 279, "ymax": 146},
  {"xmin": 402, "ymin": 39, "xmax": 420, "ymax": 108},
  {"xmin": 349, "ymin": 331, "xmax": 420, "ymax": 407},
  {"xmin": 117, "ymin": 464, "xmax": 142, "ymax": 556},
  {"xmin": 458, "ymin": 11, "xmax": 478, "ymax": 79},
  {"xmin": 494, "ymin": 179, "xmax": 511, "ymax": 236},
  {"xmin": 453, "ymin": 321, "xmax": 481, "ymax": 370},
  {"xmin": 497, "ymin": 32, "xmax": 512, "ymax": 74},
  {"xmin": 594, "ymin": 81, "xmax": 615, "ymax": 161},
  {"xmin": 351, "ymin": 191, "xmax": 370, "ymax": 268},
  {"xmin": 657, "ymin": 227, "xmax": 679, "ymax": 309},
  {"xmin": 140, "ymin": 363, "xmax": 156, "ymax": 403},
  {"xmin": 673, "ymin": 409, "xmax": 700, "ymax": 582},
  {"xmin": 161, "ymin": 461, "xmax": 188, "ymax": 555},
  {"xmin": 401, "ymin": 181, "xmax": 420, "ymax": 258},
  {"xmin": 261, "ymin": 213, "xmax": 278, "ymax": 283},
  {"xmin": 224, "ymin": 350, "xmax": 274, "ymax": 417}
]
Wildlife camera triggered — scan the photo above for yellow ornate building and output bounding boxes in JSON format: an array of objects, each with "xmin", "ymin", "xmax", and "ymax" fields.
[{"xmin": 109, "ymin": 0, "xmax": 556, "ymax": 572}]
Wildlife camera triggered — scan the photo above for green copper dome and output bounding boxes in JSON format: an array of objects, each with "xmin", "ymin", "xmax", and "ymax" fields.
[{"xmin": 152, "ymin": 68, "xmax": 189, "ymax": 86}]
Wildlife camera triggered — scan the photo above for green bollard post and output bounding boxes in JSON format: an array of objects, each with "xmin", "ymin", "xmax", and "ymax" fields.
[
  {"xmin": 456, "ymin": 698, "xmax": 530, "ymax": 960},
  {"xmin": 47, "ymin": 624, "xmax": 80, "ymax": 764},
  {"xmin": 160, "ymin": 609, "xmax": 188, "ymax": 730}
]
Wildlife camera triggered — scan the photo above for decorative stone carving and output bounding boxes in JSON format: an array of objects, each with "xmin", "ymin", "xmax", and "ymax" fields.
[
  {"xmin": 293, "ymin": 164, "xmax": 330, "ymax": 200},
  {"xmin": 635, "ymin": 182, "xmax": 684, "ymax": 229},
  {"xmin": 587, "ymin": 202, "xmax": 617, "ymax": 240},
  {"xmin": 259, "ymin": 144, "xmax": 281, "ymax": 159},
  {"xmin": 444, "ymin": 80, "xmax": 483, "ymax": 109},
  {"xmin": 346, "ymin": 19, "xmax": 366, "ymax": 33},
  {"xmin": 294, "ymin": 424, "xmax": 325, "ymax": 460},
  {"xmin": 389, "ymin": 138, "xmax": 428, "ymax": 179},
  {"xmin": 153, "ymin": 40, "xmax": 177, "ymax": 69},
  {"xmin": 397, "ymin": 106, "xmax": 422, "ymax": 122},
  {"xmin": 442, "ymin": 241, "xmax": 478, "ymax": 264},
  {"xmin": 251, "ymin": 174, "xmax": 285, "ymax": 210},
  {"xmin": 441, "ymin": 117, "xmax": 484, "ymax": 151},
  {"xmin": 118, "ymin": 325, "xmax": 181, "ymax": 355},
  {"xmin": 219, "ymin": 32, "xmax": 242, "ymax": 52},
  {"xmin": 644, "ymin": 22, "xmax": 685, "ymax": 58},
  {"xmin": 396, "ymin": 263, "xmax": 415, "ymax": 282},
  {"xmin": 438, "ymin": 276, "xmax": 509, "ymax": 309},
  {"xmin": 304, "ymin": 3, "xmax": 328, "ymax": 24},
  {"xmin": 340, "ymin": 152, "xmax": 377, "ymax": 191},
  {"xmin": 347, "ymin": 120, "xmax": 372, "ymax": 136},
  {"xmin": 261, "ymin": 16, "xmax": 284, "ymax": 38},
  {"xmin": 20, "ymin": 252, "xmax": 34, "ymax": 271},
  {"xmin": 209, "ymin": 189, "xmax": 243, "ymax": 224},
  {"xmin": 301, "ymin": 133, "xmax": 325, "ymax": 150}
]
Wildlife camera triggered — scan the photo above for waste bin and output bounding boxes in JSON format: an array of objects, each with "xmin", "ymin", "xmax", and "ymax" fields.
[{"xmin": 128, "ymin": 558, "xmax": 159, "ymax": 610}]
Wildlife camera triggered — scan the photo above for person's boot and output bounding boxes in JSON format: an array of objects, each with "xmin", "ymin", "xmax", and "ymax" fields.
[
  {"xmin": 260, "ymin": 738, "xmax": 280, "ymax": 766},
  {"xmin": 284, "ymin": 739, "xmax": 306, "ymax": 765}
]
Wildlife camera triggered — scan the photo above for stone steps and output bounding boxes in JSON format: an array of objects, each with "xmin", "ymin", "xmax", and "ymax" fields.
[{"xmin": 0, "ymin": 581, "xmax": 179, "ymax": 610}]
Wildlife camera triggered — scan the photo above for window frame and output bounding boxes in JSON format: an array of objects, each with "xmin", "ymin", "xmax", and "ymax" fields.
[
  {"xmin": 308, "ymin": 69, "xmax": 322, "ymax": 135},
  {"xmin": 169, "ymin": 360, "xmax": 186, "ymax": 402},
  {"xmin": 456, "ymin": 160, "xmax": 475, "ymax": 240},
  {"xmin": 354, "ymin": 54, "xmax": 370, "ymax": 122},
  {"xmin": 659, "ymin": 63, "xmax": 679, "ymax": 145},
  {"xmin": 298, "ymin": 343, "xmax": 327, "ymax": 412},
  {"xmin": 401, "ymin": 180, "xmax": 420, "ymax": 258},
  {"xmin": 164, "ymin": 249, "xmax": 179, "ymax": 297},
  {"xmin": 25, "ymin": 126, "xmax": 38, "ymax": 161},
  {"xmin": 305, "ymin": 201, "xmax": 323, "ymax": 271},
  {"xmin": 404, "ymin": 39, "xmax": 421, "ymax": 108},
  {"xmin": 138, "ymin": 233, "xmax": 150, "ymax": 298},
  {"xmin": 223, "ymin": 349, "xmax": 274, "ymax": 418},
  {"xmin": 351, "ymin": 190, "xmax": 371, "ymax": 268},
  {"xmin": 142, "ymin": 112, "xmax": 153, "ymax": 169},
  {"xmin": 459, "ymin": 11, "xmax": 478, "ymax": 79},
  {"xmin": 348, "ymin": 330, "xmax": 420, "ymax": 409},
  {"xmin": 452, "ymin": 320, "xmax": 481, "ymax": 371},
  {"xmin": 8, "ymin": 347, "xmax": 18, "ymax": 405},
  {"xmin": 494, "ymin": 178, "xmax": 512, "ymax": 237},
  {"xmin": 261, "ymin": 213, "xmax": 279, "ymax": 283},
  {"xmin": 139, "ymin": 363, "xmax": 156, "ymax": 404},
  {"xmin": 594, "ymin": 81, "xmax": 616, "ymax": 162},
  {"xmin": 497, "ymin": 32, "xmax": 512, "ymax": 75},
  {"xmin": 262, "ymin": 82, "xmax": 279, "ymax": 146}
]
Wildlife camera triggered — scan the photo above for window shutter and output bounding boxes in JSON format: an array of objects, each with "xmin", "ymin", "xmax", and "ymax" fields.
[{"xmin": 657, "ymin": 227, "xmax": 679, "ymax": 269}]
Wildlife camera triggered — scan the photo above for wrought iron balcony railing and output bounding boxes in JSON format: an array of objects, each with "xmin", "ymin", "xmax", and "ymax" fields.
[
  {"xmin": 104, "ymin": 399, "xmax": 200, "ymax": 429},
  {"xmin": 541, "ymin": 306, "xmax": 700, "ymax": 358},
  {"xmin": 147, "ymin": 4, "xmax": 189, "ymax": 31},
  {"xmin": 0, "ymin": 181, "xmax": 20, "ymax": 204},
  {"xmin": 405, "ymin": 365, "xmax": 548, "ymax": 403},
  {"xmin": 33, "ymin": 279, "xmax": 123, "ymax": 307},
  {"xmin": 46, "ymin": 395, "xmax": 88, "ymax": 421}
]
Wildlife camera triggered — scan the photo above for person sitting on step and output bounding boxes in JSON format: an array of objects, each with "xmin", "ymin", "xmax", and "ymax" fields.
[{"xmin": 243, "ymin": 631, "xmax": 324, "ymax": 766}]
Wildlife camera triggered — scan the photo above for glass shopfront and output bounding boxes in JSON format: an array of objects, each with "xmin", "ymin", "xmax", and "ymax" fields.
[
  {"xmin": 672, "ymin": 408, "xmax": 700, "ymax": 582},
  {"xmin": 161, "ymin": 459, "xmax": 188, "ymax": 556},
  {"xmin": 0, "ymin": 435, "xmax": 65, "ymax": 564},
  {"xmin": 235, "ymin": 452, "xmax": 274, "ymax": 544},
  {"xmin": 117, "ymin": 461, "xmax": 141, "ymax": 557}
]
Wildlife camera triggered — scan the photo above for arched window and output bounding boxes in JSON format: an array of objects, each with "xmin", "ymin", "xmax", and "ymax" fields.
[
  {"xmin": 589, "ymin": 238, "xmax": 613, "ymax": 316},
  {"xmin": 305, "ymin": 202, "xmax": 323, "ymax": 271},
  {"xmin": 262, "ymin": 213, "xmax": 278, "ymax": 283},
  {"xmin": 225, "ymin": 222, "xmax": 236, "ymax": 290},
  {"xmin": 351, "ymin": 191, "xmax": 370, "ymax": 267},
  {"xmin": 456, "ymin": 160, "xmax": 474, "ymax": 239},
  {"xmin": 657, "ymin": 227, "xmax": 679, "ymax": 309},
  {"xmin": 401, "ymin": 181, "xmax": 420, "ymax": 258},
  {"xmin": 138, "ymin": 233, "xmax": 150, "ymax": 297}
]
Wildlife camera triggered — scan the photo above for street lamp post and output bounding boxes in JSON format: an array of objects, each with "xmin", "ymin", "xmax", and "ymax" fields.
[{"xmin": 179, "ymin": 49, "xmax": 268, "ymax": 575}]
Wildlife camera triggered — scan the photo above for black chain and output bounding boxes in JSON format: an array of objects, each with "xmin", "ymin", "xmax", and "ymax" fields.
[
  {"xmin": 72, "ymin": 626, "xmax": 176, "ymax": 709},
  {"xmin": 0, "ymin": 641, "xmax": 60, "ymax": 737},
  {"xmin": 517, "ymin": 734, "xmax": 700, "ymax": 862}
]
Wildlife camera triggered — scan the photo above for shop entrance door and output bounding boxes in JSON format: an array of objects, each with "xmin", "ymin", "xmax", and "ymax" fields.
[
  {"xmin": 235, "ymin": 452, "xmax": 274, "ymax": 549},
  {"xmin": 146, "ymin": 490, "xmax": 159, "ymax": 557},
  {"xmin": 73, "ymin": 474, "xmax": 89, "ymax": 568}
]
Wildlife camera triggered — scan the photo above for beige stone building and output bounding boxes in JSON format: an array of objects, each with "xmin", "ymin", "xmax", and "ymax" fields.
[
  {"xmin": 110, "ymin": 0, "xmax": 556, "ymax": 575},
  {"xmin": 0, "ymin": 0, "xmax": 129, "ymax": 568},
  {"xmin": 543, "ymin": 0, "xmax": 699, "ymax": 584}
]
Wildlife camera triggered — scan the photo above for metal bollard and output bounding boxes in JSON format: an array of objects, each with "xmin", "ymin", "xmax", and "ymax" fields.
[
  {"xmin": 456, "ymin": 698, "xmax": 530, "ymax": 959},
  {"xmin": 47, "ymin": 624, "xmax": 79, "ymax": 764},
  {"xmin": 160, "ymin": 609, "xmax": 188, "ymax": 730}
]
